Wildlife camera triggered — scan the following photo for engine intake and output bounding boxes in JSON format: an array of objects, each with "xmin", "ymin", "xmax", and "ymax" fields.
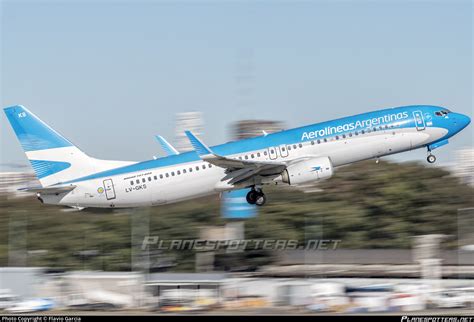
[{"xmin": 281, "ymin": 156, "xmax": 333, "ymax": 185}]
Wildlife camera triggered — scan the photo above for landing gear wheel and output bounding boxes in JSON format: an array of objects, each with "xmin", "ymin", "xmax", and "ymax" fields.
[
  {"xmin": 427, "ymin": 154, "xmax": 436, "ymax": 164},
  {"xmin": 246, "ymin": 190, "xmax": 258, "ymax": 205},
  {"xmin": 255, "ymin": 193, "xmax": 266, "ymax": 207}
]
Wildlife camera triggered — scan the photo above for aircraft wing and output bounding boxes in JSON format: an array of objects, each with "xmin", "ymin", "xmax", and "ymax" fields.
[
  {"xmin": 184, "ymin": 131, "xmax": 286, "ymax": 185},
  {"xmin": 18, "ymin": 184, "xmax": 76, "ymax": 194},
  {"xmin": 155, "ymin": 135, "xmax": 180, "ymax": 156}
]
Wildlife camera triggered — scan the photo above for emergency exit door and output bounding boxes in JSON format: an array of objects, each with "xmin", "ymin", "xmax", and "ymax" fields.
[
  {"xmin": 103, "ymin": 179, "xmax": 116, "ymax": 200},
  {"xmin": 413, "ymin": 111, "xmax": 425, "ymax": 131}
]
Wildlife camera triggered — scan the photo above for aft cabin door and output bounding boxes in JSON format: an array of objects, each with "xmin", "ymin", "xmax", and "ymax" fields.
[
  {"xmin": 103, "ymin": 179, "xmax": 116, "ymax": 200},
  {"xmin": 413, "ymin": 111, "xmax": 425, "ymax": 131}
]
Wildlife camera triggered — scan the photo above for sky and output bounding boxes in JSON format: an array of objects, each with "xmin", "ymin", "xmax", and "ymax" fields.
[{"xmin": 0, "ymin": 0, "xmax": 472, "ymax": 170}]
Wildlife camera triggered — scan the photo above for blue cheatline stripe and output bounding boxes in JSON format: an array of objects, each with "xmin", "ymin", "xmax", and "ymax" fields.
[
  {"xmin": 4, "ymin": 105, "xmax": 73, "ymax": 152},
  {"xmin": 63, "ymin": 105, "xmax": 445, "ymax": 184},
  {"xmin": 29, "ymin": 160, "xmax": 71, "ymax": 179}
]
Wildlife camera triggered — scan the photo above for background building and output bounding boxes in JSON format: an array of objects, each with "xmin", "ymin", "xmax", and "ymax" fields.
[
  {"xmin": 231, "ymin": 120, "xmax": 285, "ymax": 140},
  {"xmin": 453, "ymin": 147, "xmax": 474, "ymax": 187},
  {"xmin": 174, "ymin": 112, "xmax": 203, "ymax": 153},
  {"xmin": 0, "ymin": 172, "xmax": 37, "ymax": 197}
]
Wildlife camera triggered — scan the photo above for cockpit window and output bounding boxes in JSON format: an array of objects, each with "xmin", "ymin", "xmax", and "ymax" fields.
[{"xmin": 435, "ymin": 110, "xmax": 450, "ymax": 116}]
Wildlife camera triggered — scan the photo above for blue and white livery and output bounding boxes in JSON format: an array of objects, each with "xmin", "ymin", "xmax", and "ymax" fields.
[{"xmin": 3, "ymin": 105, "xmax": 470, "ymax": 208}]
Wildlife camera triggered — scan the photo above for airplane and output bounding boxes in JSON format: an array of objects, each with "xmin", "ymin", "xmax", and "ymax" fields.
[{"xmin": 3, "ymin": 104, "xmax": 471, "ymax": 209}]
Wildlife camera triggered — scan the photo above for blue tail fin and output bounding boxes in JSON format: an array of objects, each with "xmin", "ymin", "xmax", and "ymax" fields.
[
  {"xmin": 4, "ymin": 105, "xmax": 73, "ymax": 152},
  {"xmin": 4, "ymin": 105, "xmax": 135, "ymax": 186}
]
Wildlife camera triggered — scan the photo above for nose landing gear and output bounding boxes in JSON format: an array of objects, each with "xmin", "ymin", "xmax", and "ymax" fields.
[
  {"xmin": 426, "ymin": 146, "xmax": 437, "ymax": 164},
  {"xmin": 427, "ymin": 154, "xmax": 436, "ymax": 164},
  {"xmin": 246, "ymin": 188, "xmax": 266, "ymax": 206}
]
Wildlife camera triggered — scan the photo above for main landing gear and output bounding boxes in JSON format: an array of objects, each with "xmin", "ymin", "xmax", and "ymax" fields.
[{"xmin": 246, "ymin": 188, "xmax": 266, "ymax": 206}]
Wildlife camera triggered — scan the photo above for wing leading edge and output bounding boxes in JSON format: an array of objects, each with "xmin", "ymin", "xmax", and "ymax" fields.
[{"xmin": 184, "ymin": 130, "xmax": 286, "ymax": 185}]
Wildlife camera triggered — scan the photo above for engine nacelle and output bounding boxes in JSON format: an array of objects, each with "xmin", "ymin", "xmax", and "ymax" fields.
[{"xmin": 281, "ymin": 156, "xmax": 333, "ymax": 185}]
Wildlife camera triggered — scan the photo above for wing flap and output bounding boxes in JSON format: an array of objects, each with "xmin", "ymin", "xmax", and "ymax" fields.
[
  {"xmin": 184, "ymin": 130, "xmax": 285, "ymax": 171},
  {"xmin": 184, "ymin": 130, "xmax": 287, "ymax": 186}
]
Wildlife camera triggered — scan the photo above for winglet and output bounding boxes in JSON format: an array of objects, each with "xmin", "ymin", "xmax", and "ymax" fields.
[
  {"xmin": 155, "ymin": 135, "xmax": 179, "ymax": 156},
  {"xmin": 184, "ymin": 131, "xmax": 213, "ymax": 156}
]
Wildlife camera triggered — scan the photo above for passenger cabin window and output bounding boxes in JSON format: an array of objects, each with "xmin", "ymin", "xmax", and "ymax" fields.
[
  {"xmin": 154, "ymin": 175, "xmax": 157, "ymax": 180},
  {"xmin": 130, "ymin": 181, "xmax": 134, "ymax": 185},
  {"xmin": 148, "ymin": 177, "xmax": 152, "ymax": 181},
  {"xmin": 177, "ymin": 170, "xmax": 181, "ymax": 175},
  {"xmin": 160, "ymin": 174, "xmax": 163, "ymax": 179},
  {"xmin": 299, "ymin": 143, "xmax": 303, "ymax": 148}
]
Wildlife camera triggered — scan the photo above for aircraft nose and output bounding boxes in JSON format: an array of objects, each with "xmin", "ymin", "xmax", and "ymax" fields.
[{"xmin": 455, "ymin": 113, "xmax": 471, "ymax": 130}]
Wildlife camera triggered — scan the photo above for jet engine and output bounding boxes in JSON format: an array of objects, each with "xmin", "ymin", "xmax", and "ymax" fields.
[{"xmin": 281, "ymin": 156, "xmax": 333, "ymax": 185}]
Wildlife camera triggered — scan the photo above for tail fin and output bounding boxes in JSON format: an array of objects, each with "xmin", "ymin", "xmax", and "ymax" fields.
[{"xmin": 4, "ymin": 105, "xmax": 133, "ymax": 186}]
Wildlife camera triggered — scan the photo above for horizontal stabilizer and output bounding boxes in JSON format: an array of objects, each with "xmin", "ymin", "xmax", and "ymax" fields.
[{"xmin": 18, "ymin": 184, "xmax": 76, "ymax": 194}]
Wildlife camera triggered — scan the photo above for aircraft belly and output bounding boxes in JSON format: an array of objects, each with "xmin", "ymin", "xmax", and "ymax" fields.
[{"xmin": 409, "ymin": 127, "xmax": 447, "ymax": 148}]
